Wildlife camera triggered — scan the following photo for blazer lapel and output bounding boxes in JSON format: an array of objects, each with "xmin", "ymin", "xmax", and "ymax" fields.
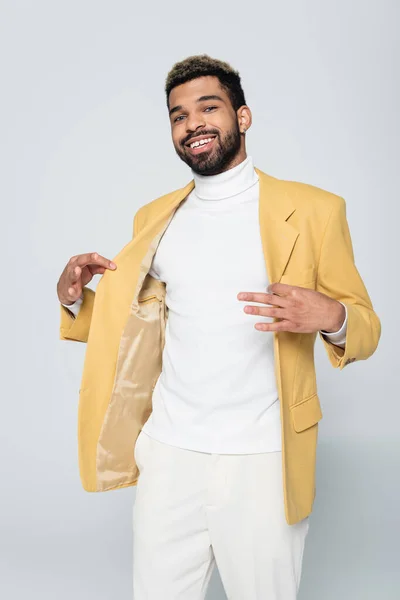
[{"xmin": 255, "ymin": 168, "xmax": 298, "ymax": 284}]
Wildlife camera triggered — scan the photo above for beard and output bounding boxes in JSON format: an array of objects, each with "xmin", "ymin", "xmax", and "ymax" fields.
[{"xmin": 175, "ymin": 122, "xmax": 242, "ymax": 176}]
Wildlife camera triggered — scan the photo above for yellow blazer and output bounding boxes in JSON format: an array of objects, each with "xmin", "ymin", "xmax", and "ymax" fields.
[{"xmin": 59, "ymin": 168, "xmax": 381, "ymax": 525}]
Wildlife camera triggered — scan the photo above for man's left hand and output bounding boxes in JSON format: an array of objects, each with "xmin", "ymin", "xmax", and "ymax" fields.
[{"xmin": 237, "ymin": 283, "xmax": 346, "ymax": 333}]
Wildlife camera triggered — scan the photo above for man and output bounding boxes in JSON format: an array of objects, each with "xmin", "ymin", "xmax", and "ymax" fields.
[{"xmin": 57, "ymin": 55, "xmax": 381, "ymax": 599}]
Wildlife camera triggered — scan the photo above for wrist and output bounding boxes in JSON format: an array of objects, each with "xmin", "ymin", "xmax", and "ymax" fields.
[
  {"xmin": 60, "ymin": 299, "xmax": 75, "ymax": 306},
  {"xmin": 323, "ymin": 301, "xmax": 346, "ymax": 333},
  {"xmin": 60, "ymin": 292, "xmax": 84, "ymax": 308}
]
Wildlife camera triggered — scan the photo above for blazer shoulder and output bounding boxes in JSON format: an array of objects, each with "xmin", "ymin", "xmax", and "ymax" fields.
[
  {"xmin": 257, "ymin": 168, "xmax": 345, "ymax": 216},
  {"xmin": 271, "ymin": 175, "xmax": 346, "ymax": 225},
  {"xmin": 281, "ymin": 178, "xmax": 344, "ymax": 211}
]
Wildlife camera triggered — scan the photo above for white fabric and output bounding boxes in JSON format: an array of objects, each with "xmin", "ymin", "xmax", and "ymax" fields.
[
  {"xmin": 132, "ymin": 430, "xmax": 310, "ymax": 600},
  {"xmin": 143, "ymin": 156, "xmax": 283, "ymax": 453}
]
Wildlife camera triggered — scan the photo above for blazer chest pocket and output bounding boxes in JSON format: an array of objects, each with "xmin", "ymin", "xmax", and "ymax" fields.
[
  {"xmin": 290, "ymin": 392, "xmax": 323, "ymax": 432},
  {"xmin": 279, "ymin": 265, "xmax": 316, "ymax": 289}
]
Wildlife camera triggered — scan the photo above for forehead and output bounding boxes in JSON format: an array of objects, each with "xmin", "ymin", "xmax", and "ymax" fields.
[{"xmin": 168, "ymin": 75, "xmax": 229, "ymax": 107}]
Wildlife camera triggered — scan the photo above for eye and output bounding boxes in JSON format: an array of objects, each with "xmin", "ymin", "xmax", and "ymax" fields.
[
  {"xmin": 174, "ymin": 115, "xmax": 185, "ymax": 123},
  {"xmin": 204, "ymin": 106, "xmax": 217, "ymax": 112}
]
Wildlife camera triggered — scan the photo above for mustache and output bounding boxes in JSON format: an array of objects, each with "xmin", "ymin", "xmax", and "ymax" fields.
[{"xmin": 181, "ymin": 130, "xmax": 219, "ymax": 146}]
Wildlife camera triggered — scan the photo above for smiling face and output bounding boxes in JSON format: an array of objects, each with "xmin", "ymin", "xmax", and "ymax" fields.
[{"xmin": 168, "ymin": 76, "xmax": 251, "ymax": 175}]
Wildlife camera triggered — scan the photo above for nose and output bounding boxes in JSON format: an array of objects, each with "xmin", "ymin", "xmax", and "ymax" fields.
[{"xmin": 186, "ymin": 113, "xmax": 206, "ymax": 133}]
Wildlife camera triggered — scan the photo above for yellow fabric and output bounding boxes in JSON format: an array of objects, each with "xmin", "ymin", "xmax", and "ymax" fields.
[{"xmin": 59, "ymin": 169, "xmax": 381, "ymax": 525}]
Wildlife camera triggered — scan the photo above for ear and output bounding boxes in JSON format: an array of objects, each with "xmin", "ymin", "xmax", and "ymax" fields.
[{"xmin": 237, "ymin": 105, "xmax": 252, "ymax": 134}]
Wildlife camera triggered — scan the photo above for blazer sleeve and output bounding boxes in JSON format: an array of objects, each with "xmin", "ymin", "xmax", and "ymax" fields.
[
  {"xmin": 59, "ymin": 210, "xmax": 141, "ymax": 343},
  {"xmin": 316, "ymin": 196, "xmax": 381, "ymax": 369}
]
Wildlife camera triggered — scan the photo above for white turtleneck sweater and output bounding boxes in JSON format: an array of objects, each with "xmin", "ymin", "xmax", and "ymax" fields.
[{"xmin": 63, "ymin": 156, "xmax": 347, "ymax": 454}]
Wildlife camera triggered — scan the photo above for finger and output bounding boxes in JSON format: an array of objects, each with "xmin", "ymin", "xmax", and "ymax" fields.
[
  {"xmin": 254, "ymin": 320, "xmax": 296, "ymax": 332},
  {"xmin": 244, "ymin": 305, "xmax": 287, "ymax": 318},
  {"xmin": 66, "ymin": 281, "xmax": 82, "ymax": 302},
  {"xmin": 267, "ymin": 282, "xmax": 298, "ymax": 295},
  {"xmin": 237, "ymin": 291, "xmax": 289, "ymax": 306},
  {"xmin": 74, "ymin": 252, "xmax": 117, "ymax": 270},
  {"xmin": 69, "ymin": 265, "xmax": 82, "ymax": 283}
]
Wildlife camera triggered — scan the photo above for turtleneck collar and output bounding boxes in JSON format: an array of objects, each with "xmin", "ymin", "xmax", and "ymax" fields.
[{"xmin": 192, "ymin": 155, "xmax": 258, "ymax": 201}]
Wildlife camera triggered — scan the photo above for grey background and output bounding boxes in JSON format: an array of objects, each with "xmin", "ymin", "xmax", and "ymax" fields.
[{"xmin": 0, "ymin": 0, "xmax": 398, "ymax": 598}]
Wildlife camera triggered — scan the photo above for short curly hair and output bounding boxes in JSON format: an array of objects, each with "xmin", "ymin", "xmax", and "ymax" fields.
[{"xmin": 165, "ymin": 54, "xmax": 246, "ymax": 112}]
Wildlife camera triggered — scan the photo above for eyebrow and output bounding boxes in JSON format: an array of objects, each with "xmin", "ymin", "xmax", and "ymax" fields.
[{"xmin": 169, "ymin": 94, "xmax": 225, "ymax": 117}]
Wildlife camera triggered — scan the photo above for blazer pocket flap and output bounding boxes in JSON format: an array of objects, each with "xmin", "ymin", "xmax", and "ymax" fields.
[{"xmin": 290, "ymin": 392, "xmax": 323, "ymax": 432}]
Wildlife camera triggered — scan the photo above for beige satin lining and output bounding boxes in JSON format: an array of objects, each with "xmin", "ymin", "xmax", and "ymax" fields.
[{"xmin": 95, "ymin": 211, "xmax": 176, "ymax": 491}]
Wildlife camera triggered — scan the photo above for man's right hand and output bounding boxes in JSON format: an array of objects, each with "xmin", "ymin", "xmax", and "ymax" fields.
[{"xmin": 57, "ymin": 252, "xmax": 117, "ymax": 306}]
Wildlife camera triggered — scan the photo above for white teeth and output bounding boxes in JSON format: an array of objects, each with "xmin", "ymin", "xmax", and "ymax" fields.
[{"xmin": 190, "ymin": 137, "xmax": 213, "ymax": 149}]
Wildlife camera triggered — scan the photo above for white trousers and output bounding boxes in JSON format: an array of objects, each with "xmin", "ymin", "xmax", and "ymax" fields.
[{"xmin": 132, "ymin": 430, "xmax": 310, "ymax": 599}]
